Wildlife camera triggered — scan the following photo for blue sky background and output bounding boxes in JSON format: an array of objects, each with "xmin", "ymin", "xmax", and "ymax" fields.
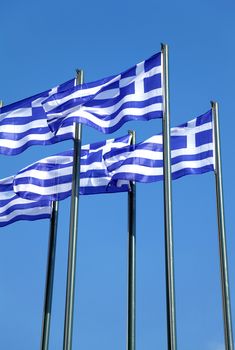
[{"xmin": 0, "ymin": 1, "xmax": 235, "ymax": 349}]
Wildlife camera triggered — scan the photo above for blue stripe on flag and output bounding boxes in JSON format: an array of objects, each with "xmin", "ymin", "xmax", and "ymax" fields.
[
  {"xmin": 144, "ymin": 74, "xmax": 162, "ymax": 93},
  {"xmin": 144, "ymin": 52, "xmax": 161, "ymax": 72},
  {"xmin": 196, "ymin": 110, "xmax": 212, "ymax": 126},
  {"xmin": 196, "ymin": 129, "xmax": 213, "ymax": 147}
]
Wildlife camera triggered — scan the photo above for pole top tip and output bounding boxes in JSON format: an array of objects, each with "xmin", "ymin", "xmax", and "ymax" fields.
[
  {"xmin": 210, "ymin": 100, "xmax": 218, "ymax": 108},
  {"xmin": 161, "ymin": 43, "xmax": 168, "ymax": 50},
  {"xmin": 75, "ymin": 69, "xmax": 84, "ymax": 85}
]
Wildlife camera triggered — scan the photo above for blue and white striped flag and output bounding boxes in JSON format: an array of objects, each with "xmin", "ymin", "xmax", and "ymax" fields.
[
  {"xmin": 104, "ymin": 110, "xmax": 214, "ymax": 183},
  {"xmin": 42, "ymin": 53, "xmax": 163, "ymax": 134},
  {"xmin": 0, "ymin": 175, "xmax": 52, "ymax": 227},
  {"xmin": 0, "ymin": 79, "xmax": 75, "ymax": 155},
  {"xmin": 13, "ymin": 135, "xmax": 131, "ymax": 201}
]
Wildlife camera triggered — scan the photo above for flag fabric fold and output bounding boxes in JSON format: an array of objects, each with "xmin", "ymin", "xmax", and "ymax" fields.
[
  {"xmin": 0, "ymin": 79, "xmax": 75, "ymax": 155},
  {"xmin": 13, "ymin": 135, "xmax": 131, "ymax": 202},
  {"xmin": 0, "ymin": 175, "xmax": 52, "ymax": 227},
  {"xmin": 42, "ymin": 53, "xmax": 163, "ymax": 134},
  {"xmin": 104, "ymin": 110, "xmax": 214, "ymax": 183}
]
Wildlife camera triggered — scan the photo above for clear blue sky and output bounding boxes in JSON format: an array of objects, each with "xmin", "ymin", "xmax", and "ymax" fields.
[{"xmin": 0, "ymin": 1, "xmax": 235, "ymax": 349}]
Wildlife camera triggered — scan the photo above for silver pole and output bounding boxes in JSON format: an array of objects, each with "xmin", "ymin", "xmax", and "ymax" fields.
[
  {"xmin": 40, "ymin": 201, "xmax": 59, "ymax": 350},
  {"xmin": 63, "ymin": 70, "xmax": 83, "ymax": 350},
  {"xmin": 127, "ymin": 130, "xmax": 136, "ymax": 350},
  {"xmin": 161, "ymin": 43, "xmax": 177, "ymax": 350},
  {"xmin": 211, "ymin": 101, "xmax": 234, "ymax": 350}
]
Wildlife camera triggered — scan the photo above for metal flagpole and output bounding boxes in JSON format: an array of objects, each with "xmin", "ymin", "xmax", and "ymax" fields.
[
  {"xmin": 40, "ymin": 201, "xmax": 59, "ymax": 350},
  {"xmin": 161, "ymin": 43, "xmax": 177, "ymax": 350},
  {"xmin": 211, "ymin": 101, "xmax": 234, "ymax": 350},
  {"xmin": 127, "ymin": 130, "xmax": 136, "ymax": 350},
  {"xmin": 63, "ymin": 70, "xmax": 84, "ymax": 350}
]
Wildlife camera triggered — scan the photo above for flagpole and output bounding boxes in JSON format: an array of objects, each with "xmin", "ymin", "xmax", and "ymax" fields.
[
  {"xmin": 63, "ymin": 70, "xmax": 83, "ymax": 350},
  {"xmin": 127, "ymin": 130, "xmax": 136, "ymax": 350},
  {"xmin": 40, "ymin": 201, "xmax": 59, "ymax": 350},
  {"xmin": 161, "ymin": 43, "xmax": 177, "ymax": 350},
  {"xmin": 211, "ymin": 101, "xmax": 234, "ymax": 350}
]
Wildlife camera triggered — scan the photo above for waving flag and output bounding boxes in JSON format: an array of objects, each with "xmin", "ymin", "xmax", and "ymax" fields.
[
  {"xmin": 43, "ymin": 53, "xmax": 163, "ymax": 134},
  {"xmin": 104, "ymin": 110, "xmax": 214, "ymax": 183},
  {"xmin": 0, "ymin": 79, "xmax": 75, "ymax": 155},
  {"xmin": 0, "ymin": 175, "xmax": 52, "ymax": 227},
  {"xmin": 13, "ymin": 135, "xmax": 131, "ymax": 201}
]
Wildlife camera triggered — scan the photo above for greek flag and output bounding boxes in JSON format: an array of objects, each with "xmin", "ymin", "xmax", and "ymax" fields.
[
  {"xmin": 0, "ymin": 175, "xmax": 52, "ymax": 227},
  {"xmin": 0, "ymin": 79, "xmax": 75, "ymax": 155},
  {"xmin": 43, "ymin": 53, "xmax": 163, "ymax": 134},
  {"xmin": 104, "ymin": 110, "xmax": 214, "ymax": 183},
  {"xmin": 13, "ymin": 135, "xmax": 131, "ymax": 202}
]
